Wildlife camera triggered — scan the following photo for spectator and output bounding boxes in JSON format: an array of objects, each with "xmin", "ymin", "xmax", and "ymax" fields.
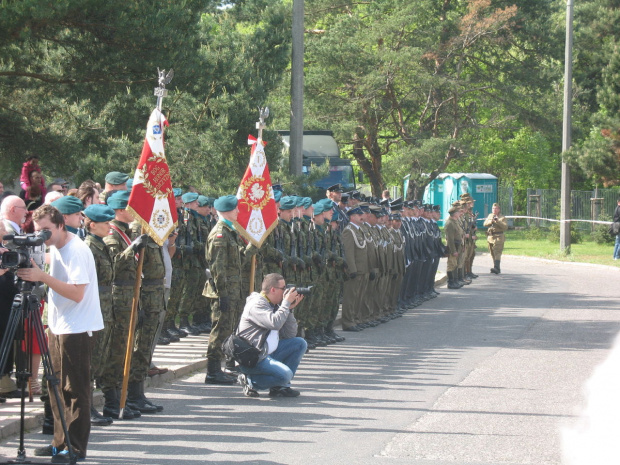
[
  {"xmin": 44, "ymin": 191, "xmax": 64, "ymax": 205},
  {"xmin": 17, "ymin": 205, "xmax": 103, "ymax": 462},
  {"xmin": 20, "ymin": 170, "xmax": 45, "ymax": 211},
  {"xmin": 236, "ymin": 273, "xmax": 306, "ymax": 398},
  {"xmin": 76, "ymin": 182, "xmax": 101, "ymax": 208}
]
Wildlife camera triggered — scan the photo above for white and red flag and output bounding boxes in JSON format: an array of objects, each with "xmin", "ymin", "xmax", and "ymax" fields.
[
  {"xmin": 234, "ymin": 134, "xmax": 278, "ymax": 247},
  {"xmin": 127, "ymin": 108, "xmax": 178, "ymax": 246}
]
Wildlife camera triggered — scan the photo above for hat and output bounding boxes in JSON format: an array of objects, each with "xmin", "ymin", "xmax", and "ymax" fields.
[
  {"xmin": 389, "ymin": 213, "xmax": 402, "ymax": 221},
  {"xmin": 432, "ymin": 205, "xmax": 441, "ymax": 212},
  {"xmin": 349, "ymin": 190, "xmax": 361, "ymax": 200},
  {"xmin": 460, "ymin": 193, "xmax": 472, "ymax": 200},
  {"xmin": 173, "ymin": 188, "xmax": 183, "ymax": 198},
  {"xmin": 279, "ymin": 196, "xmax": 296, "ymax": 210},
  {"xmin": 274, "ymin": 190, "xmax": 283, "ymax": 203},
  {"xmin": 105, "ymin": 171, "xmax": 129, "ymax": 186},
  {"xmin": 83, "ymin": 204, "xmax": 115, "ymax": 222},
  {"xmin": 380, "ymin": 199, "xmax": 389, "ymax": 207},
  {"xmin": 126, "ymin": 178, "xmax": 134, "ymax": 189},
  {"xmin": 301, "ymin": 197, "xmax": 313, "ymax": 209},
  {"xmin": 448, "ymin": 206, "xmax": 460, "ymax": 214},
  {"xmin": 413, "ymin": 200, "xmax": 422, "ymax": 208},
  {"xmin": 182, "ymin": 192, "xmax": 199, "ymax": 204},
  {"xmin": 403, "ymin": 201, "xmax": 414, "ymax": 209},
  {"xmin": 346, "ymin": 206, "xmax": 364, "ymax": 216},
  {"xmin": 197, "ymin": 195, "xmax": 210, "ymax": 207},
  {"xmin": 369, "ymin": 205, "xmax": 382, "ymax": 216},
  {"xmin": 327, "ymin": 184, "xmax": 342, "ymax": 193},
  {"xmin": 331, "ymin": 210, "xmax": 341, "ymax": 222},
  {"xmin": 492, "ymin": 203, "xmax": 500, "ymax": 208},
  {"xmin": 106, "ymin": 190, "xmax": 130, "ymax": 210},
  {"xmin": 51, "ymin": 196, "xmax": 83, "ymax": 215},
  {"xmin": 214, "ymin": 195, "xmax": 238, "ymax": 212},
  {"xmin": 313, "ymin": 203, "xmax": 325, "ymax": 215},
  {"xmin": 272, "ymin": 184, "xmax": 283, "ymax": 192},
  {"xmin": 359, "ymin": 204, "xmax": 371, "ymax": 214},
  {"xmin": 341, "ymin": 193, "xmax": 349, "ymax": 203}
]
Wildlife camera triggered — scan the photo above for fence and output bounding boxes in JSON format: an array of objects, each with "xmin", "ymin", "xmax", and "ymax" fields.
[{"xmin": 499, "ymin": 187, "xmax": 620, "ymax": 231}]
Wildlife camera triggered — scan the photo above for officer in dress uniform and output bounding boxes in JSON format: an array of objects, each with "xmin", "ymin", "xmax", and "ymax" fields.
[{"xmin": 341, "ymin": 206, "xmax": 369, "ymax": 331}]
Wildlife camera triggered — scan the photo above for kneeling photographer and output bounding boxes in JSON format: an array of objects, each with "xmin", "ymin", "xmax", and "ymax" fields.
[{"xmin": 236, "ymin": 273, "xmax": 307, "ymax": 398}]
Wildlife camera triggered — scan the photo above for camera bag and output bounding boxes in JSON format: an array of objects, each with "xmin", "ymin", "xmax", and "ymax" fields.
[{"xmin": 222, "ymin": 327, "xmax": 267, "ymax": 368}]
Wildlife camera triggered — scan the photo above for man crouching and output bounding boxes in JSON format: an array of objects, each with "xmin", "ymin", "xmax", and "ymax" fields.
[{"xmin": 236, "ymin": 273, "xmax": 307, "ymax": 398}]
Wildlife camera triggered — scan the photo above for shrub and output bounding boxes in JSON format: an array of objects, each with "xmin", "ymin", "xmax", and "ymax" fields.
[
  {"xmin": 591, "ymin": 213, "xmax": 615, "ymax": 244},
  {"xmin": 548, "ymin": 222, "xmax": 582, "ymax": 244}
]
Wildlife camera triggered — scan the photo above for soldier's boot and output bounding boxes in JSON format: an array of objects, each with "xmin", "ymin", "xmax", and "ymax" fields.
[
  {"xmin": 90, "ymin": 390, "xmax": 113, "ymax": 426},
  {"xmin": 316, "ymin": 327, "xmax": 332, "ymax": 345},
  {"xmin": 102, "ymin": 388, "xmax": 133, "ymax": 420},
  {"xmin": 447, "ymin": 271, "xmax": 460, "ymax": 289},
  {"xmin": 42, "ymin": 400, "xmax": 54, "ymax": 435},
  {"xmin": 326, "ymin": 321, "xmax": 345, "ymax": 342},
  {"xmin": 163, "ymin": 321, "xmax": 180, "ymax": 342},
  {"xmin": 137, "ymin": 380, "xmax": 163, "ymax": 412},
  {"xmin": 165, "ymin": 319, "xmax": 186, "ymax": 339},
  {"xmin": 459, "ymin": 268, "xmax": 472, "ymax": 285},
  {"xmin": 126, "ymin": 382, "xmax": 158, "ymax": 414},
  {"xmin": 179, "ymin": 315, "xmax": 200, "ymax": 336},
  {"xmin": 491, "ymin": 260, "xmax": 501, "ymax": 274},
  {"xmin": 205, "ymin": 359, "xmax": 236, "ymax": 385},
  {"xmin": 116, "ymin": 389, "xmax": 142, "ymax": 418}
]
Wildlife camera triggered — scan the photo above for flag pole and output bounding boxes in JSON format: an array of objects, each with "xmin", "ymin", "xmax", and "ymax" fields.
[
  {"xmin": 248, "ymin": 107, "xmax": 269, "ymax": 294},
  {"xmin": 119, "ymin": 68, "xmax": 173, "ymax": 419}
]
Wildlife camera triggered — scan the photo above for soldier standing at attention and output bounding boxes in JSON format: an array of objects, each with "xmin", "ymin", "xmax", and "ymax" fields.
[
  {"xmin": 341, "ymin": 206, "xmax": 369, "ymax": 331},
  {"xmin": 444, "ymin": 204, "xmax": 464, "ymax": 289},
  {"xmin": 203, "ymin": 195, "xmax": 259, "ymax": 384},
  {"xmin": 483, "ymin": 203, "xmax": 508, "ymax": 274}
]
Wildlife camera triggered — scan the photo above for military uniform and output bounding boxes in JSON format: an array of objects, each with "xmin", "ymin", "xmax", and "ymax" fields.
[
  {"xmin": 341, "ymin": 210, "xmax": 369, "ymax": 330},
  {"xmin": 444, "ymin": 208, "xmax": 463, "ymax": 288},
  {"xmin": 483, "ymin": 205, "xmax": 507, "ymax": 274}
]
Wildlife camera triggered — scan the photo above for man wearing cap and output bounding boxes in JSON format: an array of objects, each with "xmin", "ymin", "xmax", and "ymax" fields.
[
  {"xmin": 203, "ymin": 195, "xmax": 259, "ymax": 384},
  {"xmin": 83, "ymin": 204, "xmax": 116, "ymax": 427},
  {"xmin": 100, "ymin": 190, "xmax": 148, "ymax": 419},
  {"xmin": 99, "ymin": 171, "xmax": 129, "ymax": 204},
  {"xmin": 460, "ymin": 194, "xmax": 478, "ymax": 280},
  {"xmin": 51, "ymin": 196, "xmax": 85, "ymax": 238},
  {"xmin": 483, "ymin": 203, "xmax": 507, "ymax": 274},
  {"xmin": 388, "ymin": 212, "xmax": 406, "ymax": 316},
  {"xmin": 324, "ymin": 207, "xmax": 346, "ymax": 341},
  {"xmin": 191, "ymin": 195, "xmax": 214, "ymax": 334},
  {"xmin": 327, "ymin": 184, "xmax": 348, "ymax": 229},
  {"xmin": 445, "ymin": 204, "xmax": 464, "ymax": 289},
  {"xmin": 341, "ymin": 206, "xmax": 369, "ymax": 331}
]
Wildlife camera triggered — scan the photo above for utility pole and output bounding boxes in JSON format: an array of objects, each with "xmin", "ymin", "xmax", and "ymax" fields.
[
  {"xmin": 289, "ymin": 0, "xmax": 304, "ymax": 176},
  {"xmin": 560, "ymin": 0, "xmax": 574, "ymax": 253}
]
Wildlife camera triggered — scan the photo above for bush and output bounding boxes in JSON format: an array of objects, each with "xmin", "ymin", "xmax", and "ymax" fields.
[
  {"xmin": 523, "ymin": 226, "xmax": 548, "ymax": 240},
  {"xmin": 591, "ymin": 213, "xmax": 615, "ymax": 244},
  {"xmin": 548, "ymin": 222, "xmax": 583, "ymax": 244}
]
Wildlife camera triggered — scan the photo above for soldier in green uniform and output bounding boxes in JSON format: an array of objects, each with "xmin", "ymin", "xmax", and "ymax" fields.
[
  {"xmin": 483, "ymin": 203, "xmax": 508, "ymax": 274},
  {"xmin": 191, "ymin": 195, "xmax": 214, "ymax": 333},
  {"xmin": 203, "ymin": 195, "xmax": 259, "ymax": 384},
  {"xmin": 444, "ymin": 204, "xmax": 464, "ymax": 289},
  {"xmin": 83, "ymin": 204, "xmax": 116, "ymax": 427},
  {"xmin": 341, "ymin": 206, "xmax": 369, "ymax": 331},
  {"xmin": 460, "ymin": 193, "xmax": 479, "ymax": 280},
  {"xmin": 100, "ymin": 190, "xmax": 146, "ymax": 419},
  {"xmin": 388, "ymin": 211, "xmax": 406, "ymax": 317},
  {"xmin": 324, "ymin": 206, "xmax": 346, "ymax": 342}
]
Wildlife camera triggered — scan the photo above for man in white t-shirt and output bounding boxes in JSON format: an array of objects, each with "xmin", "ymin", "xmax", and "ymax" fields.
[{"xmin": 17, "ymin": 204, "xmax": 103, "ymax": 463}]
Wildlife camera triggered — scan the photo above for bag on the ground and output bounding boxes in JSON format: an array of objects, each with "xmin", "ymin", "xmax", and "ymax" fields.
[{"xmin": 222, "ymin": 333, "xmax": 261, "ymax": 368}]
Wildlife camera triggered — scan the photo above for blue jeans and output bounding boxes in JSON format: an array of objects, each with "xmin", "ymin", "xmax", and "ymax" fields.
[
  {"xmin": 614, "ymin": 234, "xmax": 620, "ymax": 259},
  {"xmin": 239, "ymin": 337, "xmax": 307, "ymax": 391}
]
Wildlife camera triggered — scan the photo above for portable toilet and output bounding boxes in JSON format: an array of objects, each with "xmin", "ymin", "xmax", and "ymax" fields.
[{"xmin": 423, "ymin": 173, "xmax": 497, "ymax": 226}]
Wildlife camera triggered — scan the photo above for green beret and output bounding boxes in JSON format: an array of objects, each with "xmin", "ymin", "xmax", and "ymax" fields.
[
  {"xmin": 214, "ymin": 195, "xmax": 238, "ymax": 212},
  {"xmin": 105, "ymin": 171, "xmax": 129, "ymax": 186},
  {"xmin": 182, "ymin": 192, "xmax": 199, "ymax": 204},
  {"xmin": 295, "ymin": 196, "xmax": 305, "ymax": 207},
  {"xmin": 197, "ymin": 195, "xmax": 209, "ymax": 207},
  {"xmin": 313, "ymin": 203, "xmax": 325, "ymax": 215},
  {"xmin": 107, "ymin": 190, "xmax": 130, "ymax": 210},
  {"xmin": 279, "ymin": 196, "xmax": 296, "ymax": 211},
  {"xmin": 206, "ymin": 197, "xmax": 215, "ymax": 207},
  {"xmin": 51, "ymin": 196, "xmax": 84, "ymax": 215},
  {"xmin": 126, "ymin": 178, "xmax": 134, "ymax": 189},
  {"xmin": 83, "ymin": 204, "xmax": 115, "ymax": 222},
  {"xmin": 173, "ymin": 188, "xmax": 183, "ymax": 198},
  {"xmin": 301, "ymin": 197, "xmax": 313, "ymax": 209},
  {"xmin": 274, "ymin": 190, "xmax": 283, "ymax": 203}
]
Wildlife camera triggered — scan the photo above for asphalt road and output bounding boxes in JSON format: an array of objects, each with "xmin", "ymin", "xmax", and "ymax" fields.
[{"xmin": 1, "ymin": 254, "xmax": 619, "ymax": 465}]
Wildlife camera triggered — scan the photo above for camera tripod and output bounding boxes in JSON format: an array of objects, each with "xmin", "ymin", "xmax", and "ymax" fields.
[{"xmin": 0, "ymin": 277, "xmax": 77, "ymax": 464}]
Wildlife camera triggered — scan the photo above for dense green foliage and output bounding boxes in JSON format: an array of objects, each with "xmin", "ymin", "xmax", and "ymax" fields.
[{"xmin": 1, "ymin": 0, "xmax": 619, "ymax": 197}]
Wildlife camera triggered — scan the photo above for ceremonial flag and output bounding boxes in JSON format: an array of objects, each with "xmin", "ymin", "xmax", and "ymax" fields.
[
  {"xmin": 127, "ymin": 108, "xmax": 178, "ymax": 246},
  {"xmin": 234, "ymin": 134, "xmax": 278, "ymax": 247}
]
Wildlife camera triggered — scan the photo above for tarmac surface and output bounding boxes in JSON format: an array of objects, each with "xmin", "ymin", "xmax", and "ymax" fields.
[{"xmin": 1, "ymin": 253, "xmax": 619, "ymax": 464}]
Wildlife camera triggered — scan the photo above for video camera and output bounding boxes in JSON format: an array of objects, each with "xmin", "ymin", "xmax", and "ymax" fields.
[
  {"xmin": 286, "ymin": 284, "xmax": 313, "ymax": 296},
  {"xmin": 0, "ymin": 230, "xmax": 51, "ymax": 270}
]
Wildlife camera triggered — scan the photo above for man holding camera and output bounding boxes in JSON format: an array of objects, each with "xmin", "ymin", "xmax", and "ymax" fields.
[
  {"xmin": 483, "ymin": 203, "xmax": 508, "ymax": 274},
  {"xmin": 236, "ymin": 273, "xmax": 306, "ymax": 398},
  {"xmin": 16, "ymin": 204, "xmax": 103, "ymax": 462}
]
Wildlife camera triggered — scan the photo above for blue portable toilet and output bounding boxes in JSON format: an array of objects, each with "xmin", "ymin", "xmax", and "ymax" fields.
[{"xmin": 423, "ymin": 173, "xmax": 497, "ymax": 226}]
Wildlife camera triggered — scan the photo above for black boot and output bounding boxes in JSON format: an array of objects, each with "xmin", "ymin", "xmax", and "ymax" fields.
[
  {"xmin": 91, "ymin": 390, "xmax": 113, "ymax": 426},
  {"xmin": 459, "ymin": 268, "xmax": 471, "ymax": 285},
  {"xmin": 179, "ymin": 315, "xmax": 200, "ymax": 336},
  {"xmin": 102, "ymin": 388, "xmax": 133, "ymax": 420},
  {"xmin": 42, "ymin": 400, "xmax": 54, "ymax": 435},
  {"xmin": 447, "ymin": 271, "xmax": 460, "ymax": 289},
  {"xmin": 205, "ymin": 359, "xmax": 236, "ymax": 385},
  {"xmin": 326, "ymin": 322, "xmax": 345, "ymax": 342},
  {"xmin": 137, "ymin": 380, "xmax": 163, "ymax": 412},
  {"xmin": 490, "ymin": 259, "xmax": 501, "ymax": 274},
  {"xmin": 126, "ymin": 382, "xmax": 158, "ymax": 414}
]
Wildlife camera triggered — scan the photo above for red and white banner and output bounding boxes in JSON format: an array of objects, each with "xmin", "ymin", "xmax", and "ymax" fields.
[
  {"xmin": 127, "ymin": 108, "xmax": 178, "ymax": 246},
  {"xmin": 234, "ymin": 134, "xmax": 278, "ymax": 247}
]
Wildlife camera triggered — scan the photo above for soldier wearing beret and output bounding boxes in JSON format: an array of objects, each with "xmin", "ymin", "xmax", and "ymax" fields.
[
  {"xmin": 83, "ymin": 204, "xmax": 116, "ymax": 427},
  {"xmin": 483, "ymin": 203, "xmax": 507, "ymax": 274},
  {"xmin": 51, "ymin": 196, "xmax": 85, "ymax": 238},
  {"xmin": 99, "ymin": 171, "xmax": 129, "ymax": 204},
  {"xmin": 203, "ymin": 195, "xmax": 259, "ymax": 384},
  {"xmin": 191, "ymin": 195, "xmax": 215, "ymax": 334}
]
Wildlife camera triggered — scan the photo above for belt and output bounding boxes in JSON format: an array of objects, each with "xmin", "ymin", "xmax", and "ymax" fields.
[
  {"xmin": 491, "ymin": 233, "xmax": 504, "ymax": 237},
  {"xmin": 113, "ymin": 280, "xmax": 134, "ymax": 287}
]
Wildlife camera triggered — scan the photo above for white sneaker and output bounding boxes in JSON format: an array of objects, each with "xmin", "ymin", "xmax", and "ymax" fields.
[{"xmin": 238, "ymin": 374, "xmax": 259, "ymax": 397}]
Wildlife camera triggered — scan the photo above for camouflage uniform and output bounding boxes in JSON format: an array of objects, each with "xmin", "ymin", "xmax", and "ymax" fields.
[
  {"xmin": 164, "ymin": 206, "xmax": 186, "ymax": 331},
  {"xmin": 177, "ymin": 209, "xmax": 206, "ymax": 328}
]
